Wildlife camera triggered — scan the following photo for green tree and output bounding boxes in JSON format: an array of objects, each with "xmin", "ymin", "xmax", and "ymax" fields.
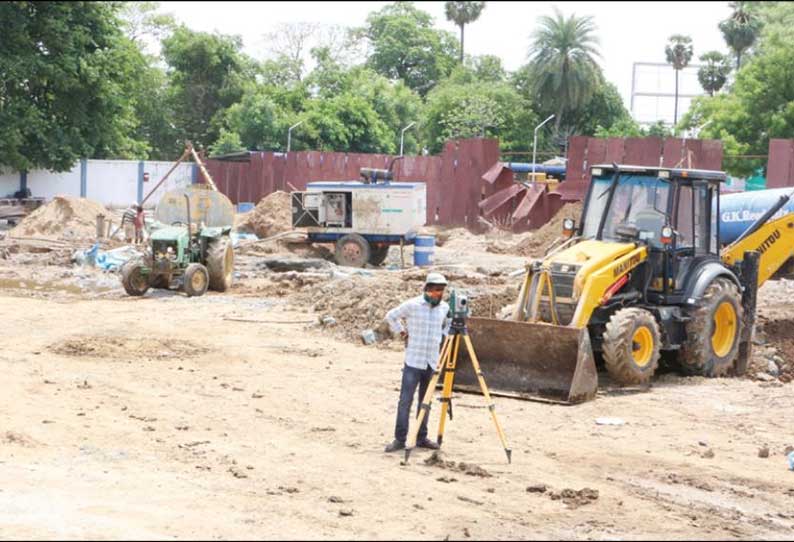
[
  {"xmin": 444, "ymin": 1, "xmax": 486, "ymax": 63},
  {"xmin": 467, "ymin": 54, "xmax": 506, "ymax": 82},
  {"xmin": 120, "ymin": 1, "xmax": 176, "ymax": 48},
  {"xmin": 680, "ymin": 33, "xmax": 794, "ymax": 176},
  {"xmin": 697, "ymin": 51, "xmax": 731, "ymax": 96},
  {"xmin": 594, "ymin": 117, "xmax": 645, "ymax": 138},
  {"xmin": 527, "ymin": 8, "xmax": 602, "ymax": 140},
  {"xmin": 221, "ymin": 89, "xmax": 286, "ymax": 151},
  {"xmin": 719, "ymin": 1, "xmax": 761, "ymax": 69},
  {"xmin": 665, "ymin": 34, "xmax": 693, "ymax": 126},
  {"xmin": 422, "ymin": 80, "xmax": 537, "ymax": 154},
  {"xmin": 568, "ymin": 81, "xmax": 633, "ymax": 136},
  {"xmin": 363, "ymin": 2, "xmax": 459, "ymax": 96},
  {"xmin": 0, "ymin": 1, "xmax": 149, "ymax": 172},
  {"xmin": 161, "ymin": 26, "xmax": 255, "ymax": 150},
  {"xmin": 209, "ymin": 129, "xmax": 245, "ymax": 157}
]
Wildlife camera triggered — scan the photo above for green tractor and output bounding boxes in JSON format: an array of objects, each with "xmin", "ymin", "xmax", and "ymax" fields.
[{"xmin": 121, "ymin": 191, "xmax": 234, "ymax": 297}]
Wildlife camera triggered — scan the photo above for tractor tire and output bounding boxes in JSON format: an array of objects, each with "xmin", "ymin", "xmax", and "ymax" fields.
[
  {"xmin": 602, "ymin": 307, "xmax": 661, "ymax": 386},
  {"xmin": 121, "ymin": 261, "xmax": 150, "ymax": 297},
  {"xmin": 335, "ymin": 234, "xmax": 371, "ymax": 268},
  {"xmin": 678, "ymin": 278, "xmax": 743, "ymax": 377},
  {"xmin": 368, "ymin": 244, "xmax": 390, "ymax": 266},
  {"xmin": 184, "ymin": 263, "xmax": 209, "ymax": 297},
  {"xmin": 207, "ymin": 236, "xmax": 234, "ymax": 292}
]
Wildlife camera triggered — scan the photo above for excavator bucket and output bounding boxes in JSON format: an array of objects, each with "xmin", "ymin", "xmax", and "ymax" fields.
[{"xmin": 454, "ymin": 317, "xmax": 598, "ymax": 404}]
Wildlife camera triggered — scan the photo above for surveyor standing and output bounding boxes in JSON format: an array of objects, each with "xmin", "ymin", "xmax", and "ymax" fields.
[{"xmin": 383, "ymin": 272, "xmax": 451, "ymax": 453}]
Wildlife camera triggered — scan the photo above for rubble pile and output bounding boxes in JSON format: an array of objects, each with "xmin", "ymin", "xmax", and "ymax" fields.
[{"xmin": 488, "ymin": 203, "xmax": 583, "ymax": 258}]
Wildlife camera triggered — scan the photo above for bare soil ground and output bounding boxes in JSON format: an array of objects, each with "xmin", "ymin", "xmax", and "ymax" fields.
[{"xmin": 1, "ymin": 223, "xmax": 794, "ymax": 540}]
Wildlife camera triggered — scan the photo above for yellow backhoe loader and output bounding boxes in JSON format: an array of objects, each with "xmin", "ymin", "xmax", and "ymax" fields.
[{"xmin": 455, "ymin": 164, "xmax": 794, "ymax": 403}]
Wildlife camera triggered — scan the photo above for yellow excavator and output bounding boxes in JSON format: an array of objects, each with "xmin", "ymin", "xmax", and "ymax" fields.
[{"xmin": 455, "ymin": 164, "xmax": 794, "ymax": 403}]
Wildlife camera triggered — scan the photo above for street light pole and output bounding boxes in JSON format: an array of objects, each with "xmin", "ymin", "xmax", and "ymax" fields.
[
  {"xmin": 400, "ymin": 122, "xmax": 416, "ymax": 156},
  {"xmin": 287, "ymin": 120, "xmax": 304, "ymax": 153},
  {"xmin": 532, "ymin": 114, "xmax": 555, "ymax": 181}
]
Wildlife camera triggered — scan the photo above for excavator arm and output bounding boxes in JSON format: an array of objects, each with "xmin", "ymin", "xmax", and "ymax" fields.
[{"xmin": 721, "ymin": 211, "xmax": 794, "ymax": 288}]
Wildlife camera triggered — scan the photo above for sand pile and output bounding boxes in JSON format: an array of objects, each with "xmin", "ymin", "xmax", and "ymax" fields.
[
  {"xmin": 236, "ymin": 191, "xmax": 292, "ymax": 238},
  {"xmin": 488, "ymin": 203, "xmax": 583, "ymax": 258},
  {"xmin": 10, "ymin": 196, "xmax": 108, "ymax": 241}
]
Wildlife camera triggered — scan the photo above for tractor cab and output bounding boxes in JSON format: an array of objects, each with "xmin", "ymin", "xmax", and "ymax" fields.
[{"xmin": 577, "ymin": 165, "xmax": 726, "ymax": 302}]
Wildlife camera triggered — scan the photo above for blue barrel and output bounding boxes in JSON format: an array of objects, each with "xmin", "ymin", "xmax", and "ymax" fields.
[
  {"xmin": 719, "ymin": 188, "xmax": 794, "ymax": 244},
  {"xmin": 413, "ymin": 235, "xmax": 435, "ymax": 266},
  {"xmin": 237, "ymin": 202, "xmax": 255, "ymax": 213}
]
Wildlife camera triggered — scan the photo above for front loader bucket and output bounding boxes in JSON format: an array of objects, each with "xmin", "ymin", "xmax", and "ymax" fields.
[{"xmin": 454, "ymin": 317, "xmax": 598, "ymax": 404}]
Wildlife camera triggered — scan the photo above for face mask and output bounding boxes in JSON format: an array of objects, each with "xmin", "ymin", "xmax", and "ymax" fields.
[{"xmin": 424, "ymin": 290, "xmax": 443, "ymax": 306}]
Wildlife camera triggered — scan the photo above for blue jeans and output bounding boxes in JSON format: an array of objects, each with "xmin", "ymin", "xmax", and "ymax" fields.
[{"xmin": 394, "ymin": 364, "xmax": 434, "ymax": 444}]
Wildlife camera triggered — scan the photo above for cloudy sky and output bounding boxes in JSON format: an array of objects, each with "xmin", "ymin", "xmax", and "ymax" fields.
[{"xmin": 158, "ymin": 1, "xmax": 733, "ymax": 124}]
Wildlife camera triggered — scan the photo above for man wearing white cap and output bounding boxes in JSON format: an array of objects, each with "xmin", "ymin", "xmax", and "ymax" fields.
[{"xmin": 383, "ymin": 272, "xmax": 451, "ymax": 453}]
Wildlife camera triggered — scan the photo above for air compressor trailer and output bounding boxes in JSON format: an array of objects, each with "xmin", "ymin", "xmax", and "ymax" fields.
[{"xmin": 291, "ymin": 168, "xmax": 427, "ymax": 267}]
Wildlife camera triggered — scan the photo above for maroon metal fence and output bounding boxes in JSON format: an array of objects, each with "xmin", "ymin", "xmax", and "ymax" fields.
[
  {"xmin": 206, "ymin": 138, "xmax": 501, "ymax": 227},
  {"xmin": 767, "ymin": 139, "xmax": 794, "ymax": 188},
  {"xmin": 206, "ymin": 136, "xmax": 734, "ymax": 230}
]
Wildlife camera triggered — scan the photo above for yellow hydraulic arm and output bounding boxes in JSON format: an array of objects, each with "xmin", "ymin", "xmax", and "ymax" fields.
[{"xmin": 722, "ymin": 211, "xmax": 794, "ymax": 288}]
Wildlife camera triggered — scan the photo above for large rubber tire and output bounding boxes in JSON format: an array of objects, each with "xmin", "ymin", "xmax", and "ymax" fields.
[
  {"xmin": 678, "ymin": 278, "xmax": 743, "ymax": 377},
  {"xmin": 602, "ymin": 307, "xmax": 661, "ymax": 386},
  {"xmin": 368, "ymin": 244, "xmax": 390, "ymax": 266},
  {"xmin": 183, "ymin": 263, "xmax": 209, "ymax": 297},
  {"xmin": 335, "ymin": 234, "xmax": 371, "ymax": 267},
  {"xmin": 207, "ymin": 236, "xmax": 234, "ymax": 292},
  {"xmin": 121, "ymin": 262, "xmax": 150, "ymax": 297}
]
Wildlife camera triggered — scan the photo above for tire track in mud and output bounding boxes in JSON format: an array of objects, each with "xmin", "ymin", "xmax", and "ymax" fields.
[{"xmin": 609, "ymin": 468, "xmax": 794, "ymax": 538}]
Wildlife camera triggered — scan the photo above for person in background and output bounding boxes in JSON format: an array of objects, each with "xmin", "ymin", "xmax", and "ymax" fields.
[
  {"xmin": 134, "ymin": 204, "xmax": 146, "ymax": 244},
  {"xmin": 121, "ymin": 201, "xmax": 137, "ymax": 243}
]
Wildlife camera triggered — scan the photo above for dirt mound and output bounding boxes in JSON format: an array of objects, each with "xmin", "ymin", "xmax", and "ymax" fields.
[
  {"xmin": 236, "ymin": 191, "xmax": 292, "ymax": 238},
  {"xmin": 10, "ymin": 196, "xmax": 108, "ymax": 241},
  {"xmin": 487, "ymin": 203, "xmax": 583, "ymax": 258},
  {"xmin": 50, "ymin": 336, "xmax": 210, "ymax": 361}
]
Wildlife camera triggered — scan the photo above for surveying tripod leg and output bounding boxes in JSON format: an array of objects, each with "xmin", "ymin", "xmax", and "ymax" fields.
[
  {"xmin": 462, "ymin": 334, "xmax": 512, "ymax": 464},
  {"xmin": 436, "ymin": 333, "xmax": 461, "ymax": 446},
  {"xmin": 404, "ymin": 335, "xmax": 452, "ymax": 463}
]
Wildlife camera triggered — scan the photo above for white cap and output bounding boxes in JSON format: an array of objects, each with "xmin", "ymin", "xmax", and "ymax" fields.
[{"xmin": 425, "ymin": 272, "xmax": 448, "ymax": 286}]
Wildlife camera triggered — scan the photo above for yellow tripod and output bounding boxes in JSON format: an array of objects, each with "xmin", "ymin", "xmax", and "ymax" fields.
[{"xmin": 404, "ymin": 314, "xmax": 512, "ymax": 464}]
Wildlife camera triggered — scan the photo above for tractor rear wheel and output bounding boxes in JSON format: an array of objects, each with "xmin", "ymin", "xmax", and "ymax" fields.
[
  {"xmin": 602, "ymin": 307, "xmax": 661, "ymax": 386},
  {"xmin": 207, "ymin": 236, "xmax": 234, "ymax": 292},
  {"xmin": 121, "ymin": 261, "xmax": 150, "ymax": 297},
  {"xmin": 335, "ymin": 234, "xmax": 370, "ymax": 267},
  {"xmin": 678, "ymin": 278, "xmax": 743, "ymax": 377},
  {"xmin": 184, "ymin": 263, "xmax": 209, "ymax": 297},
  {"xmin": 368, "ymin": 244, "xmax": 390, "ymax": 266}
]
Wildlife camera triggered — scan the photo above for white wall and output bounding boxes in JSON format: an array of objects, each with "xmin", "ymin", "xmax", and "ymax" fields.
[
  {"xmin": 27, "ymin": 164, "xmax": 81, "ymax": 199},
  {"xmin": 141, "ymin": 161, "xmax": 194, "ymax": 208},
  {"xmin": 85, "ymin": 160, "xmax": 139, "ymax": 208},
  {"xmin": 2, "ymin": 160, "xmax": 196, "ymax": 208},
  {"xmin": 0, "ymin": 171, "xmax": 19, "ymax": 197}
]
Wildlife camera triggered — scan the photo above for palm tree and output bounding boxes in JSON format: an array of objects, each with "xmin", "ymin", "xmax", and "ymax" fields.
[
  {"xmin": 445, "ymin": 1, "xmax": 486, "ymax": 63},
  {"xmin": 719, "ymin": 1, "xmax": 761, "ymax": 69},
  {"xmin": 528, "ymin": 8, "xmax": 601, "ymax": 139},
  {"xmin": 665, "ymin": 34, "xmax": 693, "ymax": 126},
  {"xmin": 697, "ymin": 51, "xmax": 731, "ymax": 96}
]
